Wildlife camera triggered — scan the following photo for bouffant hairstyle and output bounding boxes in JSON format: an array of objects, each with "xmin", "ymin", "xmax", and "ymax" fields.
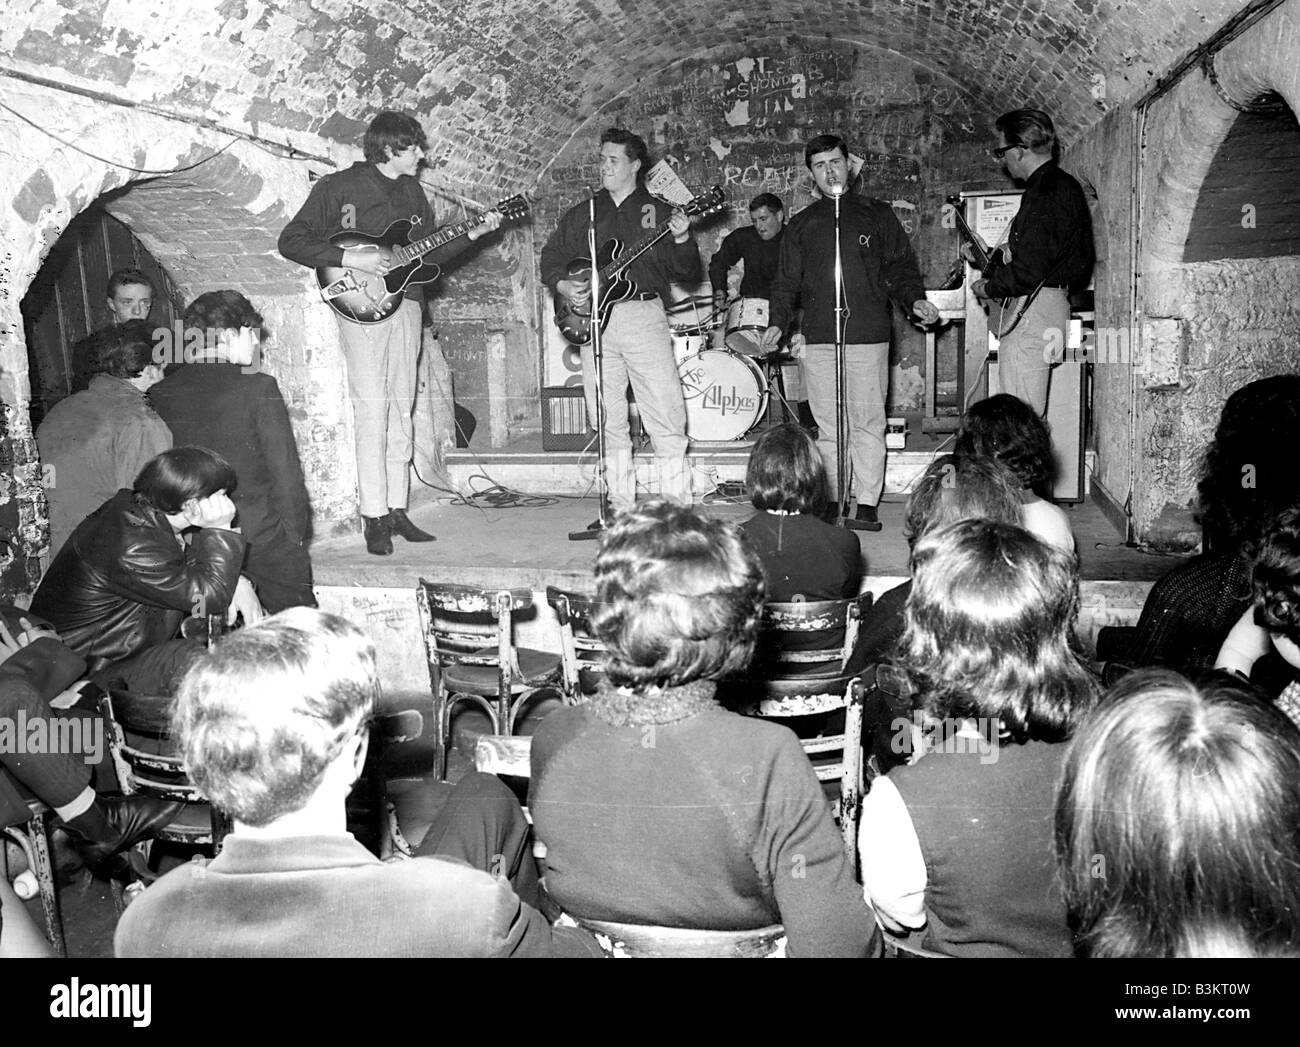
[
  {"xmin": 1196, "ymin": 375, "xmax": 1300, "ymax": 556},
  {"xmin": 363, "ymin": 111, "xmax": 428, "ymax": 164},
  {"xmin": 902, "ymin": 452, "xmax": 1023, "ymax": 546},
  {"xmin": 900, "ymin": 518, "xmax": 1096, "ymax": 742},
  {"xmin": 1055, "ymin": 668, "xmax": 1300, "ymax": 957},
  {"xmin": 90, "ymin": 320, "xmax": 156, "ymax": 379},
  {"xmin": 1252, "ymin": 505, "xmax": 1300, "ymax": 646},
  {"xmin": 955, "ymin": 393, "xmax": 1056, "ymax": 491},
  {"xmin": 746, "ymin": 423, "xmax": 827, "ymax": 516},
  {"xmin": 174, "ymin": 609, "xmax": 379, "ymax": 827},
  {"xmin": 133, "ymin": 446, "xmax": 237, "ymax": 515},
  {"xmin": 995, "ymin": 109, "xmax": 1058, "ymax": 154},
  {"xmin": 591, "ymin": 500, "xmax": 765, "ymax": 689}
]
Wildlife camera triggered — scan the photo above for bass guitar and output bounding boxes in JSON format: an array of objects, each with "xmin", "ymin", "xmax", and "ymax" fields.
[
  {"xmin": 317, "ymin": 195, "xmax": 529, "ymax": 324},
  {"xmin": 945, "ymin": 195, "xmax": 1031, "ymax": 338},
  {"xmin": 554, "ymin": 186, "xmax": 725, "ymax": 346}
]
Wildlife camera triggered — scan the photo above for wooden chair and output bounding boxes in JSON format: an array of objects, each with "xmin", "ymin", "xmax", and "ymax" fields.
[
  {"xmin": 735, "ymin": 593, "xmax": 874, "ymax": 877},
  {"xmin": 577, "ymin": 918, "xmax": 787, "ymax": 958},
  {"xmin": 416, "ymin": 581, "xmax": 562, "ymax": 780},
  {"xmin": 2, "ymin": 797, "xmax": 65, "ymax": 956},
  {"xmin": 544, "ymin": 586, "xmax": 606, "ymax": 702},
  {"xmin": 99, "ymin": 691, "xmax": 232, "ymax": 874}
]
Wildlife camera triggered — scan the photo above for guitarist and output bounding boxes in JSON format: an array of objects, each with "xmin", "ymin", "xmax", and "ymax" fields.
[
  {"xmin": 969, "ymin": 108, "xmax": 1094, "ymax": 416},
  {"xmin": 540, "ymin": 127, "xmax": 702, "ymax": 527},
  {"xmin": 278, "ymin": 111, "xmax": 501, "ymax": 555}
]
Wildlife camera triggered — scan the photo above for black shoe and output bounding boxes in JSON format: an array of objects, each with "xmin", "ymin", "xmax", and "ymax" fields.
[
  {"xmin": 388, "ymin": 508, "xmax": 436, "ymax": 543},
  {"xmin": 585, "ymin": 518, "xmax": 606, "ymax": 532},
  {"xmin": 845, "ymin": 504, "xmax": 883, "ymax": 532},
  {"xmin": 60, "ymin": 795, "xmax": 186, "ymax": 880},
  {"xmin": 363, "ymin": 514, "xmax": 393, "ymax": 556}
]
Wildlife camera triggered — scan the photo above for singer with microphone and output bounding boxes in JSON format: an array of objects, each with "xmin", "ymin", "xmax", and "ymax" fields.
[
  {"xmin": 761, "ymin": 134, "xmax": 939, "ymax": 532},
  {"xmin": 540, "ymin": 128, "xmax": 701, "ymax": 531}
]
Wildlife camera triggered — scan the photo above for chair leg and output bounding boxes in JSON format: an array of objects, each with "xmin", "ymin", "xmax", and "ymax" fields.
[{"xmin": 12, "ymin": 811, "xmax": 66, "ymax": 958}]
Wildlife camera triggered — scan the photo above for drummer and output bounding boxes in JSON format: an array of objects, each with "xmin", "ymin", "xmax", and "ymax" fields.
[{"xmin": 709, "ymin": 193, "xmax": 785, "ymax": 315}]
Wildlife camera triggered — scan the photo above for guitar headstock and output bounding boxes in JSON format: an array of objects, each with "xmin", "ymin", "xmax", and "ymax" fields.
[
  {"xmin": 684, "ymin": 186, "xmax": 726, "ymax": 219},
  {"xmin": 493, "ymin": 195, "xmax": 530, "ymax": 221}
]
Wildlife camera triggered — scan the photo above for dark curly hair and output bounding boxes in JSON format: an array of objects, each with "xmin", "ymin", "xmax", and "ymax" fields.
[
  {"xmin": 955, "ymin": 394, "xmax": 1055, "ymax": 492},
  {"xmin": 591, "ymin": 500, "xmax": 764, "ymax": 689},
  {"xmin": 1252, "ymin": 505, "xmax": 1300, "ymax": 646},
  {"xmin": 1196, "ymin": 375, "xmax": 1300, "ymax": 557}
]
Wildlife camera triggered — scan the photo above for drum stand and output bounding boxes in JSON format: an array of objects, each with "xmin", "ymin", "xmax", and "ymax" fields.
[
  {"xmin": 760, "ymin": 351, "xmax": 799, "ymax": 426},
  {"xmin": 830, "ymin": 185, "xmax": 854, "ymax": 525},
  {"xmin": 569, "ymin": 195, "xmax": 612, "ymax": 541}
]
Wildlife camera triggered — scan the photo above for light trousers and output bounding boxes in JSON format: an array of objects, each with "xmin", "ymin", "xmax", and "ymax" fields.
[{"xmin": 801, "ymin": 342, "xmax": 890, "ymax": 506}]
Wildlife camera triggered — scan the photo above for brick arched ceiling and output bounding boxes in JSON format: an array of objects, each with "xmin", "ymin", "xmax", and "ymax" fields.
[{"xmin": 1, "ymin": 0, "xmax": 1253, "ymax": 197}]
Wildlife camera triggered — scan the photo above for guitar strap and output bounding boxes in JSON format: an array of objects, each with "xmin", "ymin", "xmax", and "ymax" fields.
[{"xmin": 991, "ymin": 221, "xmax": 1083, "ymax": 338}]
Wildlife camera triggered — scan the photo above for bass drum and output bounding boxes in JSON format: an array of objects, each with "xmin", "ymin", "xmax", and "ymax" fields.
[
  {"xmin": 724, "ymin": 297, "xmax": 770, "ymax": 356},
  {"xmin": 677, "ymin": 349, "xmax": 767, "ymax": 441}
]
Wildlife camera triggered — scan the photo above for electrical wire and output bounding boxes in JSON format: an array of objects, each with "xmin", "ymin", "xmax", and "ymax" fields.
[{"xmin": 0, "ymin": 99, "xmax": 240, "ymax": 175}]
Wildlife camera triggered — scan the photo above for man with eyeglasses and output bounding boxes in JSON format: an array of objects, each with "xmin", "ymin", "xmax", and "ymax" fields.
[{"xmin": 968, "ymin": 109, "xmax": 1094, "ymax": 415}]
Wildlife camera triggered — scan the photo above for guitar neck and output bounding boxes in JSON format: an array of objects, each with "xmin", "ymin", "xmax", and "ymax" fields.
[
  {"xmin": 949, "ymin": 201, "xmax": 992, "ymax": 273},
  {"xmin": 598, "ymin": 220, "xmax": 674, "ymax": 284},
  {"xmin": 395, "ymin": 211, "xmax": 494, "ymax": 265}
]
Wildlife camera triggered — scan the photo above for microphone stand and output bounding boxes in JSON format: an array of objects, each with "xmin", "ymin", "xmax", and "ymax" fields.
[
  {"xmin": 569, "ymin": 193, "xmax": 610, "ymax": 541},
  {"xmin": 830, "ymin": 183, "xmax": 853, "ymax": 526}
]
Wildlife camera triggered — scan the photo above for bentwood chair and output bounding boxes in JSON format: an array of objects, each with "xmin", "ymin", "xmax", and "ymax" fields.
[
  {"xmin": 416, "ymin": 581, "xmax": 561, "ymax": 780},
  {"xmin": 2, "ymin": 796, "xmax": 65, "ymax": 956},
  {"xmin": 544, "ymin": 586, "xmax": 607, "ymax": 702}
]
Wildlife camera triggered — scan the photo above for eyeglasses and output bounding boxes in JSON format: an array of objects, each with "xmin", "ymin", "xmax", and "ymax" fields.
[{"xmin": 991, "ymin": 144, "xmax": 1017, "ymax": 159}]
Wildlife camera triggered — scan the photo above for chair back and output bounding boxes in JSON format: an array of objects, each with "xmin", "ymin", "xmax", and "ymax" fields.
[
  {"xmin": 416, "ymin": 581, "xmax": 536, "ymax": 680},
  {"xmin": 758, "ymin": 592, "xmax": 873, "ymax": 674},
  {"xmin": 545, "ymin": 586, "xmax": 606, "ymax": 699},
  {"xmin": 99, "ymin": 691, "xmax": 231, "ymax": 850},
  {"xmin": 577, "ymin": 918, "xmax": 787, "ymax": 958}
]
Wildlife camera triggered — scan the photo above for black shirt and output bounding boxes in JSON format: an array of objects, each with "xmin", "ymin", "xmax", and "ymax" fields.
[
  {"xmin": 708, "ymin": 226, "xmax": 784, "ymax": 299},
  {"xmin": 983, "ymin": 162, "xmax": 1094, "ymax": 298}
]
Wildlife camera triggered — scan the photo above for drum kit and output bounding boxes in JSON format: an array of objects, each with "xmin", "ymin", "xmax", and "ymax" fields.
[{"xmin": 667, "ymin": 295, "xmax": 779, "ymax": 442}]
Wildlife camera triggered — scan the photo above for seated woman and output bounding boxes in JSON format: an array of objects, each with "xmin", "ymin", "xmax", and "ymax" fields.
[
  {"xmin": 955, "ymin": 393, "xmax": 1075, "ymax": 554},
  {"xmin": 529, "ymin": 500, "xmax": 877, "ymax": 957},
  {"xmin": 858, "ymin": 519, "xmax": 1097, "ymax": 957},
  {"xmin": 1055, "ymin": 668, "xmax": 1300, "ymax": 957},
  {"xmin": 1216, "ymin": 504, "xmax": 1300, "ymax": 721},
  {"xmin": 30, "ymin": 446, "xmax": 262, "ymax": 697},
  {"xmin": 1103, "ymin": 375, "xmax": 1300, "ymax": 683}
]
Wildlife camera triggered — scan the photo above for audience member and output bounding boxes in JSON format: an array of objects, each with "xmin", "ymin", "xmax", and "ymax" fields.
[
  {"xmin": 36, "ymin": 320, "xmax": 172, "ymax": 559},
  {"xmin": 1103, "ymin": 375, "xmax": 1300, "ymax": 681},
  {"xmin": 856, "ymin": 452, "xmax": 1023, "ymax": 666},
  {"xmin": 114, "ymin": 608, "xmax": 601, "ymax": 957},
  {"xmin": 859, "ymin": 519, "xmax": 1097, "ymax": 957},
  {"xmin": 0, "ymin": 610, "xmax": 180, "ymax": 883},
  {"xmin": 152, "ymin": 290, "xmax": 316, "ymax": 613},
  {"xmin": 30, "ymin": 447, "xmax": 261, "ymax": 697},
  {"xmin": 69, "ymin": 269, "xmax": 156, "ymax": 393},
  {"xmin": 529, "ymin": 500, "xmax": 877, "ymax": 957},
  {"xmin": 1216, "ymin": 504, "xmax": 1300, "ymax": 720},
  {"xmin": 955, "ymin": 393, "xmax": 1075, "ymax": 553},
  {"xmin": 739, "ymin": 423, "xmax": 863, "ymax": 662},
  {"xmin": 1055, "ymin": 668, "xmax": 1300, "ymax": 957}
]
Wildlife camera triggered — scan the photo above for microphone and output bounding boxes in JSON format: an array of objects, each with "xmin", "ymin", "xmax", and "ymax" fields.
[{"xmin": 825, "ymin": 179, "xmax": 846, "ymax": 198}]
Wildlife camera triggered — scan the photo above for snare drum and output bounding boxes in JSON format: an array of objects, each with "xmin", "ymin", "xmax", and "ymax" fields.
[
  {"xmin": 671, "ymin": 332, "xmax": 710, "ymax": 364},
  {"xmin": 677, "ymin": 349, "xmax": 767, "ymax": 441},
  {"xmin": 724, "ymin": 297, "xmax": 770, "ymax": 357}
]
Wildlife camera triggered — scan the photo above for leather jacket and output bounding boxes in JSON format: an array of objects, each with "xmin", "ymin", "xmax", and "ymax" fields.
[{"xmin": 31, "ymin": 490, "xmax": 246, "ymax": 672}]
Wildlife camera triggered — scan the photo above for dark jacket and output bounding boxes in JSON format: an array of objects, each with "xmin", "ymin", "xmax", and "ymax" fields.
[
  {"xmin": 769, "ymin": 194, "xmax": 926, "ymax": 344},
  {"xmin": 709, "ymin": 226, "xmax": 783, "ymax": 299},
  {"xmin": 530, "ymin": 683, "xmax": 878, "ymax": 958},
  {"xmin": 29, "ymin": 490, "xmax": 246, "ymax": 671},
  {"xmin": 982, "ymin": 161, "xmax": 1094, "ymax": 298},
  {"xmin": 150, "ymin": 364, "xmax": 311, "ymax": 548}
]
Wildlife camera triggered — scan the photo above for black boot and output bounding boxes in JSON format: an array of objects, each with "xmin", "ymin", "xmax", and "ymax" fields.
[
  {"xmin": 388, "ymin": 507, "xmax": 436, "ymax": 543},
  {"xmin": 60, "ymin": 795, "xmax": 185, "ymax": 880},
  {"xmin": 364, "ymin": 514, "xmax": 393, "ymax": 555},
  {"xmin": 845, "ymin": 503, "xmax": 883, "ymax": 532}
]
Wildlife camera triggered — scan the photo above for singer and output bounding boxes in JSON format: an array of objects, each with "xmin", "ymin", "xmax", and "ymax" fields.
[
  {"xmin": 278, "ymin": 111, "xmax": 501, "ymax": 555},
  {"xmin": 540, "ymin": 127, "xmax": 701, "ymax": 529},
  {"xmin": 762, "ymin": 134, "xmax": 939, "ymax": 531}
]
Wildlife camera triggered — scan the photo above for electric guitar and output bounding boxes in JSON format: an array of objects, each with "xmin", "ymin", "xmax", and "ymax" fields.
[
  {"xmin": 317, "ymin": 195, "xmax": 529, "ymax": 324},
  {"xmin": 554, "ymin": 186, "xmax": 726, "ymax": 346},
  {"xmin": 945, "ymin": 195, "xmax": 1030, "ymax": 338}
]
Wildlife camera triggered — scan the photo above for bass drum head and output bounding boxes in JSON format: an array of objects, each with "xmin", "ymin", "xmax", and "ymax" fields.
[{"xmin": 677, "ymin": 349, "xmax": 767, "ymax": 441}]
